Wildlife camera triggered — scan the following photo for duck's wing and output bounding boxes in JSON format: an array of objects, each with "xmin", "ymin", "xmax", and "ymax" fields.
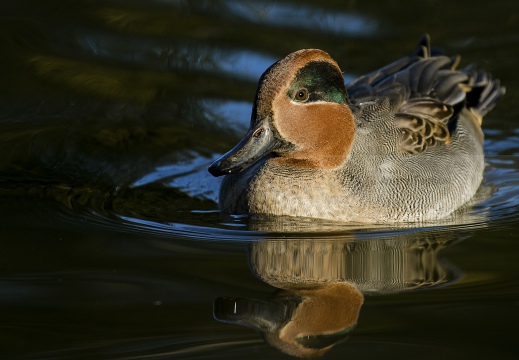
[{"xmin": 346, "ymin": 35, "xmax": 505, "ymax": 154}]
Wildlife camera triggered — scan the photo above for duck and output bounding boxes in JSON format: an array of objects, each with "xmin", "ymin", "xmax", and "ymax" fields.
[{"xmin": 208, "ymin": 35, "xmax": 505, "ymax": 223}]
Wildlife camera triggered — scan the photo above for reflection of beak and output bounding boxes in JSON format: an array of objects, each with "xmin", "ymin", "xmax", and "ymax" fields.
[
  {"xmin": 213, "ymin": 297, "xmax": 290, "ymax": 332},
  {"xmin": 208, "ymin": 118, "xmax": 279, "ymax": 177}
]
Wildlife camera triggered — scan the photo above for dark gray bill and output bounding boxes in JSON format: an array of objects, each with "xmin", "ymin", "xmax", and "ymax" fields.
[
  {"xmin": 208, "ymin": 118, "xmax": 278, "ymax": 177},
  {"xmin": 213, "ymin": 297, "xmax": 289, "ymax": 331}
]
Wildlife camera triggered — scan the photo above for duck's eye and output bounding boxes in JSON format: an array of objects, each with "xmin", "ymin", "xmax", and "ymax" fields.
[
  {"xmin": 253, "ymin": 128, "xmax": 264, "ymax": 138},
  {"xmin": 294, "ymin": 88, "xmax": 309, "ymax": 102}
]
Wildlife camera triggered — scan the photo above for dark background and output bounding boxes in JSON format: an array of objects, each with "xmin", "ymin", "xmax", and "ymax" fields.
[{"xmin": 0, "ymin": 1, "xmax": 518, "ymax": 359}]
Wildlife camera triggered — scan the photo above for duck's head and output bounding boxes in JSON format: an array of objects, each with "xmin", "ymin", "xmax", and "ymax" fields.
[
  {"xmin": 209, "ymin": 49, "xmax": 355, "ymax": 176},
  {"xmin": 214, "ymin": 283, "xmax": 363, "ymax": 357}
]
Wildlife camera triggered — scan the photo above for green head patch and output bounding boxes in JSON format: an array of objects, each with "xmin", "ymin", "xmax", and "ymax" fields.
[{"xmin": 287, "ymin": 60, "xmax": 350, "ymax": 105}]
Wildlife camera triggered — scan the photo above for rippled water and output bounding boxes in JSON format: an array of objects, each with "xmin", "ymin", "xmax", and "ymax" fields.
[{"xmin": 1, "ymin": 1, "xmax": 519, "ymax": 359}]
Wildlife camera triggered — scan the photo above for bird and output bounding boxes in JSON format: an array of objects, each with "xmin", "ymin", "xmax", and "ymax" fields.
[{"xmin": 208, "ymin": 35, "xmax": 505, "ymax": 223}]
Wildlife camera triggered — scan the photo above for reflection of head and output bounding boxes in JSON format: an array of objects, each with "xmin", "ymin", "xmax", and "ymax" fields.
[{"xmin": 214, "ymin": 282, "xmax": 363, "ymax": 358}]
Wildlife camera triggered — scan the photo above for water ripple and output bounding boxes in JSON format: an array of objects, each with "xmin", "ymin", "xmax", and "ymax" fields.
[{"xmin": 226, "ymin": 1, "xmax": 378, "ymax": 36}]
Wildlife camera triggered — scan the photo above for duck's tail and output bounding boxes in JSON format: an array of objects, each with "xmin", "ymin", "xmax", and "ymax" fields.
[
  {"xmin": 462, "ymin": 64, "xmax": 505, "ymax": 124},
  {"xmin": 415, "ymin": 34, "xmax": 505, "ymax": 123}
]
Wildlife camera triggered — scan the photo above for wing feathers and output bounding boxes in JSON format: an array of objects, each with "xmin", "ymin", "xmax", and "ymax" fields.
[{"xmin": 346, "ymin": 35, "xmax": 505, "ymax": 154}]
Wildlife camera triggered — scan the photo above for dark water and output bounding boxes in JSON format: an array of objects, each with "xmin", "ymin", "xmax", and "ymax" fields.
[{"xmin": 1, "ymin": 1, "xmax": 519, "ymax": 359}]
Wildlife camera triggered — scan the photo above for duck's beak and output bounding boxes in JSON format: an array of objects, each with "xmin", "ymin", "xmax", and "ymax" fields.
[
  {"xmin": 213, "ymin": 296, "xmax": 289, "ymax": 332},
  {"xmin": 208, "ymin": 117, "xmax": 279, "ymax": 177}
]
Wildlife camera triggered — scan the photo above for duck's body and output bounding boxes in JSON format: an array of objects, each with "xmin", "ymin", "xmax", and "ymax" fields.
[
  {"xmin": 209, "ymin": 36, "xmax": 504, "ymax": 223},
  {"xmin": 218, "ymin": 105, "xmax": 484, "ymax": 222}
]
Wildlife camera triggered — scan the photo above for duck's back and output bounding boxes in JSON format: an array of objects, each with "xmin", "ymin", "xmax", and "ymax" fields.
[
  {"xmin": 344, "ymin": 100, "xmax": 485, "ymax": 221},
  {"xmin": 341, "ymin": 36, "xmax": 503, "ymax": 221}
]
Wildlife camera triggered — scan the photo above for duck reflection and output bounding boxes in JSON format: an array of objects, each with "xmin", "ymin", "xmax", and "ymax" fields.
[{"xmin": 214, "ymin": 231, "xmax": 462, "ymax": 357}]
